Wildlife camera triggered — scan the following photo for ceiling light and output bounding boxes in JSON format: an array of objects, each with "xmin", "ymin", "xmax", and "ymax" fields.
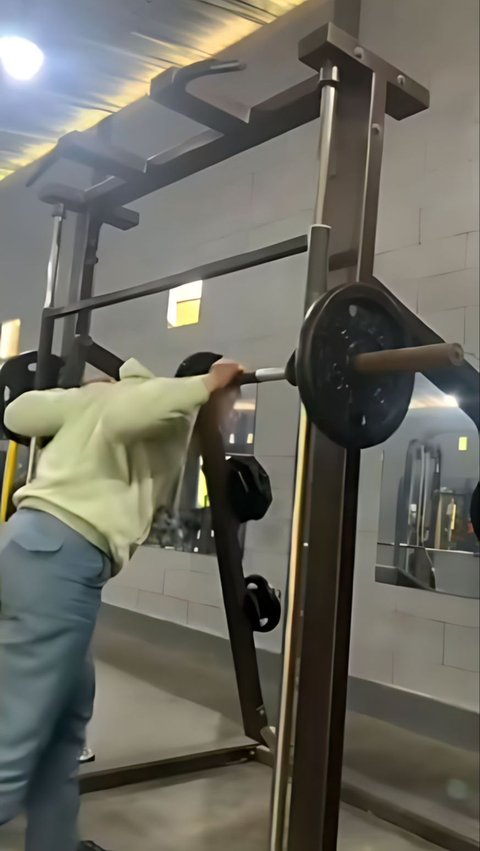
[{"xmin": 0, "ymin": 36, "xmax": 44, "ymax": 81}]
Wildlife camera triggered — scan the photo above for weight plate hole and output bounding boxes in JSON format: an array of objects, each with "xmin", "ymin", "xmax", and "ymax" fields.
[
  {"xmin": 349, "ymin": 304, "xmax": 358, "ymax": 317},
  {"xmin": 3, "ymin": 387, "xmax": 11, "ymax": 402},
  {"xmin": 27, "ymin": 363, "xmax": 37, "ymax": 373}
]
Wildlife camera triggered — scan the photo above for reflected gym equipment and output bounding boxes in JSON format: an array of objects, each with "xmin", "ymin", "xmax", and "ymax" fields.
[
  {"xmin": 244, "ymin": 575, "xmax": 282, "ymax": 633},
  {"xmin": 2, "ymin": 15, "xmax": 478, "ymax": 851}
]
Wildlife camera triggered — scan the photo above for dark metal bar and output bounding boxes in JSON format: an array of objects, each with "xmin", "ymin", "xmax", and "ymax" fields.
[
  {"xmin": 38, "ymin": 184, "xmax": 139, "ymax": 230},
  {"xmin": 79, "ymin": 743, "xmax": 256, "ymax": 795},
  {"xmin": 286, "ymin": 34, "xmax": 423, "ymax": 851},
  {"xmin": 272, "ymin": 66, "xmax": 339, "ymax": 849},
  {"xmin": 287, "ymin": 438, "xmax": 350, "ymax": 851},
  {"xmin": 150, "ymin": 60, "xmax": 249, "ymax": 133},
  {"xmin": 322, "ymin": 449, "xmax": 360, "ymax": 846},
  {"xmin": 61, "ymin": 211, "xmax": 92, "ymax": 358},
  {"xmin": 374, "ymin": 279, "xmax": 480, "ymax": 429},
  {"xmin": 75, "ymin": 218, "xmax": 101, "ymax": 339},
  {"xmin": 46, "ymin": 236, "xmax": 309, "ymax": 320},
  {"xmin": 195, "ymin": 400, "xmax": 268, "ymax": 743},
  {"xmin": 73, "ymin": 24, "xmax": 427, "ymax": 219},
  {"xmin": 84, "ymin": 338, "xmax": 123, "ymax": 379}
]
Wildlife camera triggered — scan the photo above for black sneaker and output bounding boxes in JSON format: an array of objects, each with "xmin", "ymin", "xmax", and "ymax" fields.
[{"xmin": 78, "ymin": 843, "xmax": 111, "ymax": 851}]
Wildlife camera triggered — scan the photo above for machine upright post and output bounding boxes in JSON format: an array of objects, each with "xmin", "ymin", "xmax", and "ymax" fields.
[
  {"xmin": 26, "ymin": 205, "xmax": 65, "ymax": 484},
  {"xmin": 269, "ymin": 64, "xmax": 339, "ymax": 851}
]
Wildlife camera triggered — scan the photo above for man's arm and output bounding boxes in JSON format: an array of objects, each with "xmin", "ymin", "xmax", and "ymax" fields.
[
  {"xmin": 4, "ymin": 388, "xmax": 81, "ymax": 438},
  {"xmin": 102, "ymin": 361, "xmax": 242, "ymax": 442}
]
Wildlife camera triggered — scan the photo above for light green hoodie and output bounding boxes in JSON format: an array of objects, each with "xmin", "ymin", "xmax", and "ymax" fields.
[{"xmin": 5, "ymin": 359, "xmax": 210, "ymax": 572}]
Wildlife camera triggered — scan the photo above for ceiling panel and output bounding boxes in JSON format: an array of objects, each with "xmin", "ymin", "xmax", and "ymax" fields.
[{"xmin": 0, "ymin": 0, "xmax": 305, "ymax": 180}]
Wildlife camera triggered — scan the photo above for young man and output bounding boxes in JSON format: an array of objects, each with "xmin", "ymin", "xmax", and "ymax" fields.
[{"xmin": 0, "ymin": 356, "xmax": 242, "ymax": 851}]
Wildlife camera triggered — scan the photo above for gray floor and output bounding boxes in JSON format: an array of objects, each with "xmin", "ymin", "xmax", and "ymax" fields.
[
  {"xmin": 2, "ymin": 764, "xmax": 442, "ymax": 851},
  {"xmin": 2, "ymin": 605, "xmax": 477, "ymax": 850},
  {"xmin": 87, "ymin": 658, "xmax": 249, "ymax": 771},
  {"xmin": 90, "ymin": 606, "xmax": 479, "ymax": 843},
  {"xmin": 79, "ymin": 764, "xmax": 442, "ymax": 851}
]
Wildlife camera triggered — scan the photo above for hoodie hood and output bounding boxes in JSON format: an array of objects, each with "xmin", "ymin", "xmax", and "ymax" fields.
[{"xmin": 119, "ymin": 358, "xmax": 156, "ymax": 381}]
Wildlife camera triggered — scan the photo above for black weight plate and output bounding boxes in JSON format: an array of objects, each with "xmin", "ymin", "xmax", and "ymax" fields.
[
  {"xmin": 244, "ymin": 574, "xmax": 281, "ymax": 633},
  {"xmin": 296, "ymin": 283, "xmax": 414, "ymax": 450},
  {"xmin": 0, "ymin": 351, "xmax": 64, "ymax": 445},
  {"xmin": 471, "ymin": 482, "xmax": 480, "ymax": 541}
]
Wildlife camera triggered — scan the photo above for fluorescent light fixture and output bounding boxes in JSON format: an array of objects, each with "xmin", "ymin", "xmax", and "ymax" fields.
[
  {"xmin": 409, "ymin": 392, "xmax": 459, "ymax": 410},
  {"xmin": 0, "ymin": 36, "xmax": 44, "ymax": 81}
]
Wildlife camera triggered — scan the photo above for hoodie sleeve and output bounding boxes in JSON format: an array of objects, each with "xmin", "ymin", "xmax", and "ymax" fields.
[
  {"xmin": 101, "ymin": 376, "xmax": 210, "ymax": 442},
  {"xmin": 4, "ymin": 388, "xmax": 82, "ymax": 438}
]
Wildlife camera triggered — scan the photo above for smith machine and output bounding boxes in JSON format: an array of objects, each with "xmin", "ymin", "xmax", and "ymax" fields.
[{"xmin": 1, "ymin": 21, "xmax": 479, "ymax": 851}]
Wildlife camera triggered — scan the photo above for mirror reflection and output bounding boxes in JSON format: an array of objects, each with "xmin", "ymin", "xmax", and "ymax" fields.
[
  {"xmin": 145, "ymin": 385, "xmax": 258, "ymax": 554},
  {"xmin": 376, "ymin": 375, "xmax": 479, "ymax": 598}
]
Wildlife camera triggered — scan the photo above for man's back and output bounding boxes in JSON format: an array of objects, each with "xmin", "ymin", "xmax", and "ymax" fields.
[{"xmin": 5, "ymin": 358, "xmax": 210, "ymax": 570}]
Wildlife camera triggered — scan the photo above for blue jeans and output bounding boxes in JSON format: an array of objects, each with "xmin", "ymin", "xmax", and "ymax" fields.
[{"xmin": 0, "ymin": 509, "xmax": 111, "ymax": 851}]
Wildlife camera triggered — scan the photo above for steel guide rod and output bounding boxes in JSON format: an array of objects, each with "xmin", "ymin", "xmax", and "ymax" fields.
[
  {"xmin": 269, "ymin": 62, "xmax": 339, "ymax": 851},
  {"xmin": 26, "ymin": 205, "xmax": 65, "ymax": 484}
]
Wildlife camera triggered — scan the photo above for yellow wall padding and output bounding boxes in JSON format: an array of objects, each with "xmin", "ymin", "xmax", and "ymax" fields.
[{"xmin": 1, "ymin": 441, "xmax": 18, "ymax": 522}]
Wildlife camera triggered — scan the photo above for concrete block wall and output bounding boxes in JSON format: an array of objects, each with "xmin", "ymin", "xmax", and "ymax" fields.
[
  {"xmin": 103, "ymin": 0, "xmax": 479, "ymax": 701},
  {"xmin": 0, "ymin": 0, "xmax": 478, "ymax": 705}
]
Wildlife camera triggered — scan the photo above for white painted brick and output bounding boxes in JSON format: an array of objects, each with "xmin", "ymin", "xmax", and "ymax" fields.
[
  {"xmin": 353, "ymin": 532, "xmax": 381, "ymax": 594},
  {"xmin": 423, "ymin": 309, "xmax": 465, "ymax": 345},
  {"xmin": 425, "ymin": 115, "xmax": 479, "ymax": 172},
  {"xmin": 266, "ymin": 482, "xmax": 294, "ymax": 523},
  {"xmin": 395, "ymin": 587, "xmax": 480, "ymax": 628},
  {"xmin": 254, "ymin": 382, "xmax": 300, "ymax": 457},
  {"xmin": 392, "ymin": 613, "xmax": 445, "ymax": 665},
  {"xmin": 251, "ymin": 161, "xmax": 317, "ymax": 227},
  {"xmin": 242, "ymin": 550, "xmax": 289, "ymax": 597},
  {"xmin": 444, "ymin": 625, "xmax": 480, "ymax": 673},
  {"xmin": 357, "ymin": 448, "xmax": 384, "ymax": 533},
  {"xmin": 188, "ymin": 553, "xmax": 218, "ymax": 575},
  {"xmin": 417, "ymin": 268, "xmax": 478, "ymax": 313},
  {"xmin": 245, "ymin": 517, "xmax": 292, "ymax": 555},
  {"xmin": 187, "ymin": 602, "xmax": 228, "ymax": 637},
  {"xmin": 349, "ymin": 600, "xmax": 395, "ymax": 683},
  {"xmin": 466, "ymin": 231, "xmax": 479, "ymax": 269},
  {"xmin": 420, "ymin": 198, "xmax": 479, "ymax": 242},
  {"xmin": 376, "ymin": 195, "xmax": 420, "ymax": 253},
  {"xmin": 136, "ymin": 591, "xmax": 188, "ymax": 625},
  {"xmin": 418, "ymin": 161, "xmax": 479, "ymax": 210},
  {"xmin": 465, "ymin": 308, "xmax": 480, "ymax": 359},
  {"xmin": 187, "ymin": 571, "xmax": 223, "ymax": 607},
  {"xmin": 348, "ymin": 637, "xmax": 393, "ymax": 684},
  {"xmin": 393, "ymin": 655, "xmax": 479, "ymax": 711},
  {"xmin": 126, "ymin": 548, "xmax": 165, "ymax": 594},
  {"xmin": 102, "ymin": 584, "xmax": 138, "ymax": 610},
  {"xmin": 379, "ymin": 121, "xmax": 427, "ymax": 194},
  {"xmin": 247, "ymin": 210, "xmax": 313, "ymax": 252},
  {"xmin": 113, "ymin": 559, "xmax": 138, "ymax": 587},
  {"xmin": 374, "ymin": 235, "xmax": 467, "ymax": 282},
  {"xmin": 381, "ymin": 279, "xmax": 419, "ymax": 312},
  {"xmin": 163, "ymin": 569, "xmax": 190, "ymax": 600}
]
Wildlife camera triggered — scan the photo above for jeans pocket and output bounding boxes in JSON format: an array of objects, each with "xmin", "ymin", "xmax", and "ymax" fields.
[{"xmin": 9, "ymin": 523, "xmax": 65, "ymax": 555}]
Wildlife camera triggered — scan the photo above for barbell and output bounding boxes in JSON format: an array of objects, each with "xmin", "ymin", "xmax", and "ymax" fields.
[
  {"xmin": 1, "ymin": 282, "xmax": 464, "ymax": 451},
  {"xmin": 240, "ymin": 283, "xmax": 463, "ymax": 449}
]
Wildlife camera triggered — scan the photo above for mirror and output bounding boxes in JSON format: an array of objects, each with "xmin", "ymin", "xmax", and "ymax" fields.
[
  {"xmin": 145, "ymin": 385, "xmax": 258, "ymax": 554},
  {"xmin": 376, "ymin": 375, "xmax": 479, "ymax": 598}
]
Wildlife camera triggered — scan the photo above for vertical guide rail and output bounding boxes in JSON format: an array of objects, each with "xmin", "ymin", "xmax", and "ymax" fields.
[
  {"xmin": 26, "ymin": 204, "xmax": 65, "ymax": 484},
  {"xmin": 196, "ymin": 401, "xmax": 267, "ymax": 742},
  {"xmin": 269, "ymin": 63, "xmax": 339, "ymax": 851},
  {"xmin": 286, "ymin": 63, "xmax": 389, "ymax": 851}
]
